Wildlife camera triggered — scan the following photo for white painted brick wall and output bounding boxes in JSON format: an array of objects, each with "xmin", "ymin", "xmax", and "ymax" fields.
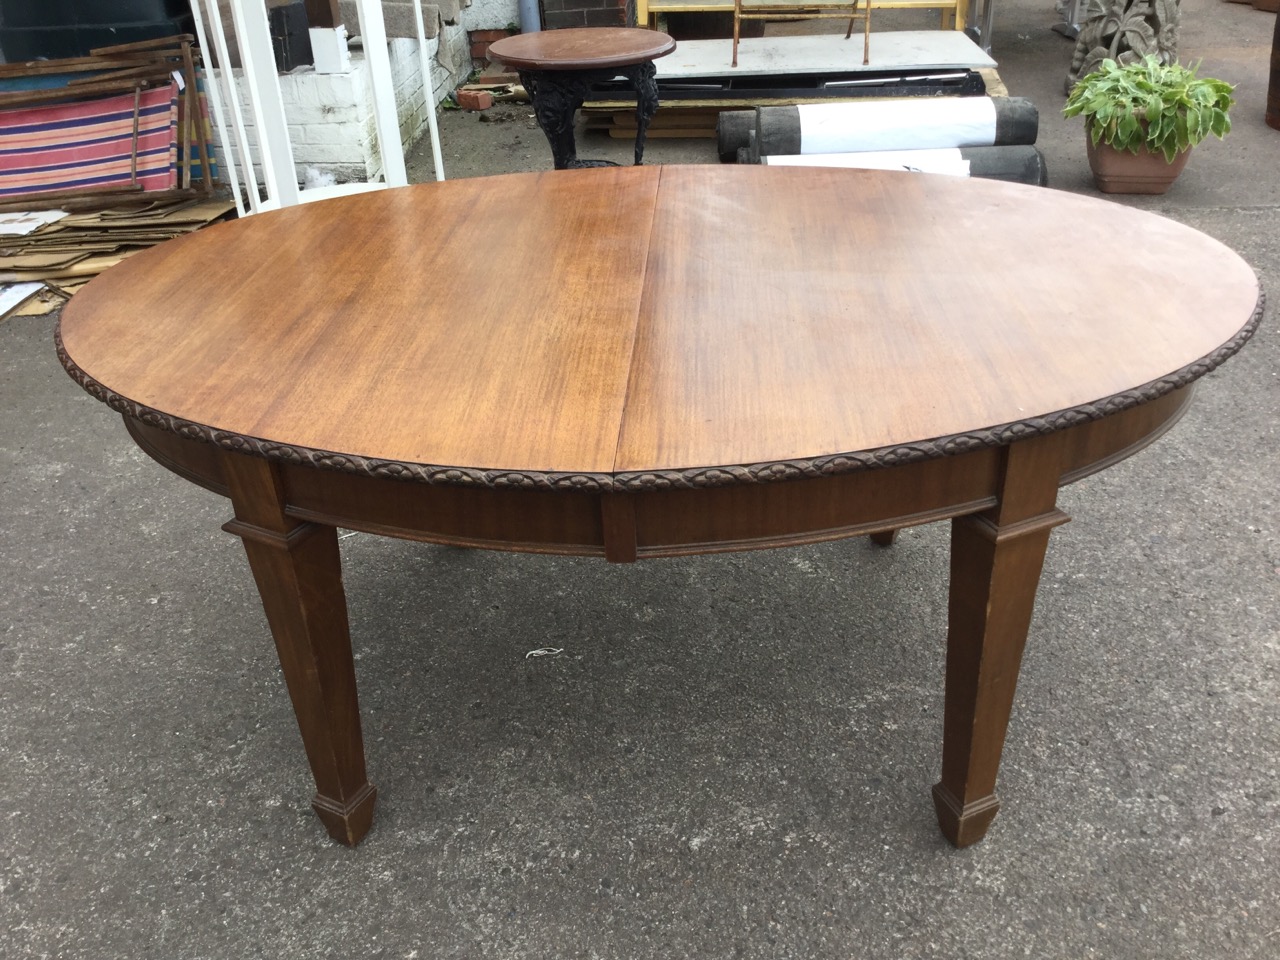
[
  {"xmin": 461, "ymin": 0, "xmax": 521, "ymax": 30},
  {"xmin": 216, "ymin": 23, "xmax": 468, "ymax": 185}
]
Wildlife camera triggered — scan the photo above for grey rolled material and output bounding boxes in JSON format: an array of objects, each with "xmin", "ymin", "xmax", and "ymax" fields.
[
  {"xmin": 994, "ymin": 99, "xmax": 1040, "ymax": 146},
  {"xmin": 969, "ymin": 144, "xmax": 1047, "ymax": 186},
  {"xmin": 717, "ymin": 110, "xmax": 756, "ymax": 163},
  {"xmin": 760, "ymin": 145, "xmax": 1049, "ymax": 186},
  {"xmin": 754, "ymin": 97, "xmax": 1040, "ymax": 158},
  {"xmin": 967, "ymin": 144, "xmax": 1048, "ymax": 186}
]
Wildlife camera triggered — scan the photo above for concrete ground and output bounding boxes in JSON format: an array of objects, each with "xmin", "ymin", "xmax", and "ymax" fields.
[{"xmin": 3, "ymin": 0, "xmax": 1278, "ymax": 956}]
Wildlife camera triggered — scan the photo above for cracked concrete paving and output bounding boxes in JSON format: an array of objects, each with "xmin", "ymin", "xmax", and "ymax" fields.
[{"xmin": 3, "ymin": 0, "xmax": 1278, "ymax": 956}]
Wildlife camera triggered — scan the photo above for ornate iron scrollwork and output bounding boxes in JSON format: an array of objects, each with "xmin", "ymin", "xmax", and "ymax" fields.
[{"xmin": 520, "ymin": 62, "xmax": 661, "ymax": 170}]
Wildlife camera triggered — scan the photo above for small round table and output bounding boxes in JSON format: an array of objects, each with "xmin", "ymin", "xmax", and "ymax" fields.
[{"xmin": 487, "ymin": 27, "xmax": 676, "ymax": 169}]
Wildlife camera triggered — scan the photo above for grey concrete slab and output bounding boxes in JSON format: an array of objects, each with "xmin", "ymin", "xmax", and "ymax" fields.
[
  {"xmin": 4, "ymin": 0, "xmax": 1279, "ymax": 956},
  {"xmin": 659, "ymin": 31, "xmax": 996, "ymax": 76}
]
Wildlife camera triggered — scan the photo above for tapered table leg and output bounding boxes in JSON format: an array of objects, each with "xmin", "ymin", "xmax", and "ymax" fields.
[
  {"xmin": 933, "ymin": 436, "xmax": 1070, "ymax": 847},
  {"xmin": 220, "ymin": 451, "xmax": 376, "ymax": 846}
]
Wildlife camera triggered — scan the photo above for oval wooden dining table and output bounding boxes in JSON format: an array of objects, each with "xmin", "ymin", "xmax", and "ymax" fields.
[{"xmin": 57, "ymin": 166, "xmax": 1262, "ymax": 847}]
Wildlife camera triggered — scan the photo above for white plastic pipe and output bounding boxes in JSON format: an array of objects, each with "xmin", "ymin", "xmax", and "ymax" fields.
[{"xmin": 797, "ymin": 98, "xmax": 998, "ymax": 154}]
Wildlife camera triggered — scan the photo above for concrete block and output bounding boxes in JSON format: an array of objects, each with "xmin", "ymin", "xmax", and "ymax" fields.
[
  {"xmin": 322, "ymin": 72, "xmax": 357, "ymax": 101},
  {"xmin": 339, "ymin": 1, "xmax": 441, "ymax": 38},
  {"xmin": 419, "ymin": 7, "xmax": 443, "ymax": 38}
]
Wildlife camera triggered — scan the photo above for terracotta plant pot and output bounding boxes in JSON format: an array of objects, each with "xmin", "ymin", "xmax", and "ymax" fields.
[{"xmin": 1085, "ymin": 137, "xmax": 1192, "ymax": 195}]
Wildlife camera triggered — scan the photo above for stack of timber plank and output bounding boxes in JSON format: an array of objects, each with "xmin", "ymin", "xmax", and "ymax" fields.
[{"xmin": 588, "ymin": 106, "xmax": 723, "ymax": 140}]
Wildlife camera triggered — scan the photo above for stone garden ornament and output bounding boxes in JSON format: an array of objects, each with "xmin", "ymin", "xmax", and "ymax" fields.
[{"xmin": 1066, "ymin": 0, "xmax": 1181, "ymax": 93}]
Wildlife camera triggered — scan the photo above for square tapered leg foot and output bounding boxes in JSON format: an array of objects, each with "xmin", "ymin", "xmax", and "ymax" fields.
[
  {"xmin": 312, "ymin": 784, "xmax": 378, "ymax": 846},
  {"xmin": 932, "ymin": 783, "xmax": 1000, "ymax": 847}
]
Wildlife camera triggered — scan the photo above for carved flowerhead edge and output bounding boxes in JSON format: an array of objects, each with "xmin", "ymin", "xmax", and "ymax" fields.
[{"xmin": 55, "ymin": 290, "xmax": 1264, "ymax": 493}]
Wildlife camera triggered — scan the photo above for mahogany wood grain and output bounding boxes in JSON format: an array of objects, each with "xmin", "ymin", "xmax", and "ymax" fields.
[
  {"xmin": 120, "ymin": 386, "xmax": 1191, "ymax": 559},
  {"xmin": 616, "ymin": 166, "xmax": 1256, "ymax": 473},
  {"xmin": 58, "ymin": 167, "xmax": 1262, "ymax": 848},
  {"xmin": 61, "ymin": 168, "xmax": 1257, "ymax": 485},
  {"xmin": 66, "ymin": 169, "xmax": 660, "ymax": 476},
  {"xmin": 935, "ymin": 434, "xmax": 1070, "ymax": 846},
  {"xmin": 220, "ymin": 451, "xmax": 376, "ymax": 845},
  {"xmin": 486, "ymin": 28, "xmax": 677, "ymax": 71}
]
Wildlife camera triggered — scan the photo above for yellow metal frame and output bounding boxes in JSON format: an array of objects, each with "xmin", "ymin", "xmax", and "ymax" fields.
[
  {"xmin": 732, "ymin": 0, "xmax": 871, "ymax": 68},
  {"xmin": 637, "ymin": 0, "xmax": 968, "ymax": 32}
]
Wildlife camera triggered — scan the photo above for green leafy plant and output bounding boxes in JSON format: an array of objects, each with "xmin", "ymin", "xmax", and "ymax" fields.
[{"xmin": 1063, "ymin": 56, "xmax": 1235, "ymax": 162}]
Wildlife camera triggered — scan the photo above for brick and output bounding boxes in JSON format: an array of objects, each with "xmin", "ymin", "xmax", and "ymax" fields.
[
  {"xmin": 583, "ymin": 7, "xmax": 628, "ymax": 25},
  {"xmin": 469, "ymin": 29, "xmax": 513, "ymax": 42},
  {"xmin": 542, "ymin": 10, "xmax": 589, "ymax": 27},
  {"xmin": 455, "ymin": 88, "xmax": 494, "ymax": 111}
]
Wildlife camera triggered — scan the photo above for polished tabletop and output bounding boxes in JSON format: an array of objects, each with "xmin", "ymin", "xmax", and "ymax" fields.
[
  {"xmin": 59, "ymin": 166, "xmax": 1260, "ymax": 488},
  {"xmin": 486, "ymin": 27, "xmax": 677, "ymax": 70}
]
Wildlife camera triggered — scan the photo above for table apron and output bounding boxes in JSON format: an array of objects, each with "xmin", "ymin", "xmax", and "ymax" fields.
[{"xmin": 121, "ymin": 386, "xmax": 1192, "ymax": 561}]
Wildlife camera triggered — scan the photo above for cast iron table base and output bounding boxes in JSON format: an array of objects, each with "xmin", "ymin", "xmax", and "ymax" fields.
[
  {"xmin": 487, "ymin": 27, "xmax": 676, "ymax": 171},
  {"xmin": 520, "ymin": 63, "xmax": 661, "ymax": 169}
]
